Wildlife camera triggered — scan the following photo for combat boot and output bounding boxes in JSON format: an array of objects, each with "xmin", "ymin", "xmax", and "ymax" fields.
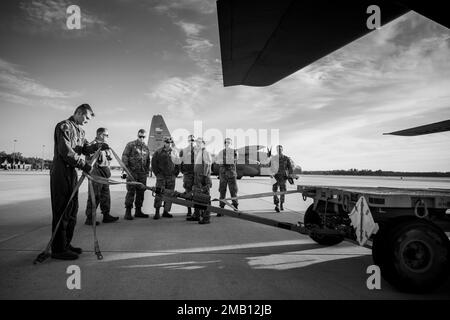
[
  {"xmin": 103, "ymin": 213, "xmax": 119, "ymax": 223},
  {"xmin": 162, "ymin": 211, "xmax": 173, "ymax": 218},
  {"xmin": 186, "ymin": 207, "xmax": 192, "ymax": 220},
  {"xmin": 51, "ymin": 250, "xmax": 78, "ymax": 260},
  {"xmin": 124, "ymin": 207, "xmax": 133, "ymax": 220},
  {"xmin": 187, "ymin": 210, "xmax": 200, "ymax": 221},
  {"xmin": 280, "ymin": 203, "xmax": 284, "ymax": 211},
  {"xmin": 68, "ymin": 245, "xmax": 82, "ymax": 254},
  {"xmin": 199, "ymin": 213, "xmax": 210, "ymax": 224},
  {"xmin": 153, "ymin": 208, "xmax": 161, "ymax": 220},
  {"xmin": 135, "ymin": 207, "xmax": 149, "ymax": 218}
]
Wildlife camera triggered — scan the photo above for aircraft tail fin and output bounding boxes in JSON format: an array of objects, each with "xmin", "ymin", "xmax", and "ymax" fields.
[{"xmin": 148, "ymin": 115, "xmax": 172, "ymax": 155}]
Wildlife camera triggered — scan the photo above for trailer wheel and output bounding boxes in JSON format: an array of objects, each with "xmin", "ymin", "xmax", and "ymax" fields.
[
  {"xmin": 378, "ymin": 219, "xmax": 450, "ymax": 292},
  {"xmin": 304, "ymin": 204, "xmax": 344, "ymax": 246}
]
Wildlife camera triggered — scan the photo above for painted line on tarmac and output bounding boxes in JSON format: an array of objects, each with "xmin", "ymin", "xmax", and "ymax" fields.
[
  {"xmin": 0, "ymin": 224, "xmax": 49, "ymax": 244},
  {"xmin": 99, "ymin": 239, "xmax": 372, "ymax": 263}
]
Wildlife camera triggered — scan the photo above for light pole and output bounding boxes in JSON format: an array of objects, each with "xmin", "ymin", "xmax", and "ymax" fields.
[
  {"xmin": 12, "ymin": 139, "xmax": 17, "ymax": 170},
  {"xmin": 41, "ymin": 145, "xmax": 45, "ymax": 171}
]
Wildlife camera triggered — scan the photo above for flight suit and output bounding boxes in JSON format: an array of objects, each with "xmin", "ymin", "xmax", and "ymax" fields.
[
  {"xmin": 85, "ymin": 140, "xmax": 112, "ymax": 219},
  {"xmin": 151, "ymin": 146, "xmax": 180, "ymax": 212},
  {"xmin": 50, "ymin": 116, "xmax": 98, "ymax": 253},
  {"xmin": 217, "ymin": 147, "xmax": 239, "ymax": 209},
  {"xmin": 271, "ymin": 154, "xmax": 293, "ymax": 205},
  {"xmin": 122, "ymin": 140, "xmax": 151, "ymax": 209}
]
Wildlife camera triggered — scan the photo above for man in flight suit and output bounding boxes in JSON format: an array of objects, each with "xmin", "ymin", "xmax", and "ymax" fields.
[
  {"xmin": 50, "ymin": 104, "xmax": 108, "ymax": 260},
  {"xmin": 85, "ymin": 127, "xmax": 119, "ymax": 225},
  {"xmin": 216, "ymin": 138, "xmax": 239, "ymax": 214},
  {"xmin": 122, "ymin": 129, "xmax": 151, "ymax": 220},
  {"xmin": 179, "ymin": 134, "xmax": 197, "ymax": 219},
  {"xmin": 152, "ymin": 136, "xmax": 181, "ymax": 219}
]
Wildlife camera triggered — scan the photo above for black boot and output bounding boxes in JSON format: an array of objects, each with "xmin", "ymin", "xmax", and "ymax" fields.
[
  {"xmin": 103, "ymin": 213, "xmax": 119, "ymax": 223},
  {"xmin": 51, "ymin": 250, "xmax": 78, "ymax": 260},
  {"xmin": 187, "ymin": 210, "xmax": 200, "ymax": 221},
  {"xmin": 135, "ymin": 207, "xmax": 149, "ymax": 218},
  {"xmin": 153, "ymin": 208, "xmax": 161, "ymax": 220},
  {"xmin": 275, "ymin": 205, "xmax": 280, "ymax": 213},
  {"xmin": 199, "ymin": 212, "xmax": 210, "ymax": 224},
  {"xmin": 124, "ymin": 207, "xmax": 133, "ymax": 220},
  {"xmin": 280, "ymin": 203, "xmax": 284, "ymax": 211},
  {"xmin": 162, "ymin": 211, "xmax": 173, "ymax": 218},
  {"xmin": 68, "ymin": 245, "xmax": 82, "ymax": 254},
  {"xmin": 186, "ymin": 207, "xmax": 192, "ymax": 220}
]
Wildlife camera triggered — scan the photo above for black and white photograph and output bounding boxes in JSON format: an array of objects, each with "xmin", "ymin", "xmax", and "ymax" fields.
[{"xmin": 0, "ymin": 0, "xmax": 449, "ymax": 309}]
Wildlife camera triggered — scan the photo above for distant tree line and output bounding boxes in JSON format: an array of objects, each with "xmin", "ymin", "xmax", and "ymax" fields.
[
  {"xmin": 0, "ymin": 151, "xmax": 53, "ymax": 170},
  {"xmin": 301, "ymin": 168, "xmax": 450, "ymax": 177}
]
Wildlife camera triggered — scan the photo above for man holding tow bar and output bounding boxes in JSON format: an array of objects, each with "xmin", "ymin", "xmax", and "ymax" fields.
[{"xmin": 50, "ymin": 104, "xmax": 109, "ymax": 260}]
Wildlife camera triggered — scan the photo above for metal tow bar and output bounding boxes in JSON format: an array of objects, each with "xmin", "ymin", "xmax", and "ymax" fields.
[{"xmin": 148, "ymin": 187, "xmax": 311, "ymax": 235}]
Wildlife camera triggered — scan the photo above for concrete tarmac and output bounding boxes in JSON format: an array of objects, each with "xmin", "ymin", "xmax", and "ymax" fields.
[{"xmin": 0, "ymin": 171, "xmax": 449, "ymax": 299}]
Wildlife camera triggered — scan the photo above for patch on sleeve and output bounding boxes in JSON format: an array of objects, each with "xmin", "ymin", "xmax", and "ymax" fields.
[{"xmin": 60, "ymin": 122, "xmax": 70, "ymax": 133}]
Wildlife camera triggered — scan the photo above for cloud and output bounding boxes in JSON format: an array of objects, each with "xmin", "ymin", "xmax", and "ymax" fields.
[
  {"xmin": 174, "ymin": 21, "xmax": 205, "ymax": 37},
  {"xmin": 268, "ymin": 12, "xmax": 450, "ymax": 170},
  {"xmin": 154, "ymin": 0, "xmax": 216, "ymax": 15},
  {"xmin": 147, "ymin": 75, "xmax": 211, "ymax": 118},
  {"xmin": 147, "ymin": 11, "xmax": 449, "ymax": 171},
  {"xmin": 0, "ymin": 57, "xmax": 78, "ymax": 110},
  {"xmin": 19, "ymin": 0, "xmax": 117, "ymax": 36}
]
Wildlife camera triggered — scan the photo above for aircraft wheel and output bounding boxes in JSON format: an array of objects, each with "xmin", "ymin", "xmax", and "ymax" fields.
[
  {"xmin": 304, "ymin": 203, "xmax": 344, "ymax": 246},
  {"xmin": 376, "ymin": 219, "xmax": 450, "ymax": 292}
]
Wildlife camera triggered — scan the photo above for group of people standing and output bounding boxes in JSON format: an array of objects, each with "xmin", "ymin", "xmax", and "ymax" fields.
[{"xmin": 49, "ymin": 104, "xmax": 294, "ymax": 260}]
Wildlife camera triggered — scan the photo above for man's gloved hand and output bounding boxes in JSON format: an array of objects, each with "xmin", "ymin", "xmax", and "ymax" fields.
[
  {"xmin": 99, "ymin": 142, "xmax": 110, "ymax": 151},
  {"xmin": 121, "ymin": 173, "xmax": 127, "ymax": 179},
  {"xmin": 82, "ymin": 163, "xmax": 92, "ymax": 174}
]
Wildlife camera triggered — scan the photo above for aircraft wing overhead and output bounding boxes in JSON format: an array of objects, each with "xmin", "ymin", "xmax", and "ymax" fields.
[
  {"xmin": 148, "ymin": 115, "xmax": 171, "ymax": 154},
  {"xmin": 384, "ymin": 119, "xmax": 450, "ymax": 136},
  {"xmin": 217, "ymin": 0, "xmax": 448, "ymax": 87}
]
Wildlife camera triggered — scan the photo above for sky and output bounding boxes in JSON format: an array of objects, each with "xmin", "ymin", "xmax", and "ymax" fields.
[{"xmin": 0, "ymin": 0, "xmax": 449, "ymax": 171}]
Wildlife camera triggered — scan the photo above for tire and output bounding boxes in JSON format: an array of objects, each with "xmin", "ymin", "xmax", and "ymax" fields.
[
  {"xmin": 378, "ymin": 219, "xmax": 450, "ymax": 293},
  {"xmin": 304, "ymin": 203, "xmax": 344, "ymax": 246}
]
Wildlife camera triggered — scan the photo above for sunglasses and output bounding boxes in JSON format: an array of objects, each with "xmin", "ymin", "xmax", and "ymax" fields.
[{"xmin": 138, "ymin": 135, "xmax": 146, "ymax": 138}]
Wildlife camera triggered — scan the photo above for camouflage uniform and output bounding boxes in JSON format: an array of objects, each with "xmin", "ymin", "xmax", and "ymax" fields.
[
  {"xmin": 122, "ymin": 139, "xmax": 150, "ymax": 209},
  {"xmin": 180, "ymin": 143, "xmax": 197, "ymax": 216},
  {"xmin": 194, "ymin": 148, "xmax": 212, "ymax": 222},
  {"xmin": 50, "ymin": 116, "xmax": 98, "ymax": 253},
  {"xmin": 270, "ymin": 154, "xmax": 293, "ymax": 205},
  {"xmin": 85, "ymin": 139, "xmax": 112, "ymax": 219},
  {"xmin": 216, "ymin": 147, "xmax": 239, "ymax": 208},
  {"xmin": 151, "ymin": 146, "xmax": 180, "ymax": 212},
  {"xmin": 179, "ymin": 144, "xmax": 197, "ymax": 193}
]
